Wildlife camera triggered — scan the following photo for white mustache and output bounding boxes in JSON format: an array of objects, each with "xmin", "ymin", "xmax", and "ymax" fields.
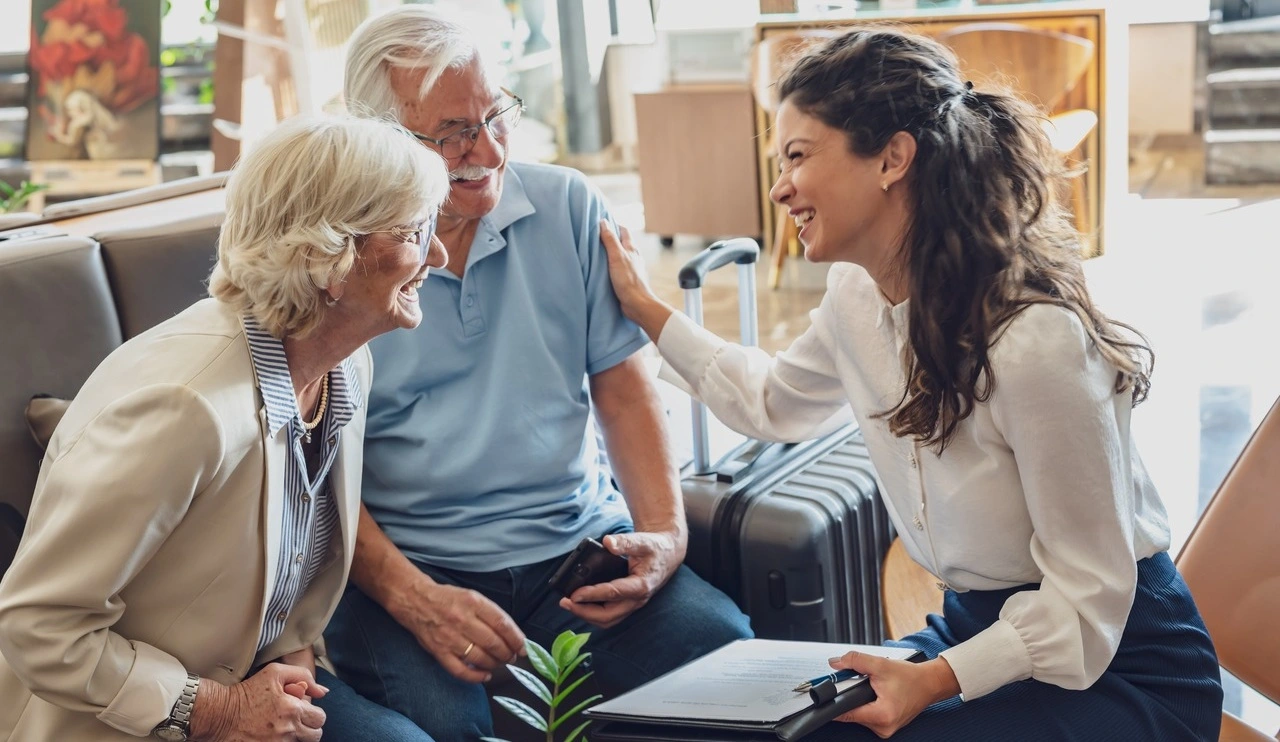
[{"xmin": 449, "ymin": 165, "xmax": 494, "ymax": 182}]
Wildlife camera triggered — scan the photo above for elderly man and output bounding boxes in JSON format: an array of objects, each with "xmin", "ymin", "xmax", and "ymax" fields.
[{"xmin": 322, "ymin": 5, "xmax": 753, "ymax": 739}]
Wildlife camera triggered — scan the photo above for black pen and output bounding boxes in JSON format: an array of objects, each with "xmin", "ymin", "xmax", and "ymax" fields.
[{"xmin": 793, "ymin": 668, "xmax": 861, "ymax": 692}]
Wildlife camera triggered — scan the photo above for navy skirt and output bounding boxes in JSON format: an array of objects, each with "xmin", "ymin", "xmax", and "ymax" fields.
[{"xmin": 808, "ymin": 552, "xmax": 1222, "ymax": 741}]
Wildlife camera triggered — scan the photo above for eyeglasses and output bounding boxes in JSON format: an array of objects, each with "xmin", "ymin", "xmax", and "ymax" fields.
[
  {"xmin": 409, "ymin": 93, "xmax": 525, "ymax": 159},
  {"xmin": 364, "ymin": 212, "xmax": 438, "ymax": 263}
]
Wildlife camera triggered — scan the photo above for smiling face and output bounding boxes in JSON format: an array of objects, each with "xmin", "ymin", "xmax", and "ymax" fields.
[
  {"xmin": 393, "ymin": 56, "xmax": 508, "ymax": 225},
  {"xmin": 336, "ymin": 222, "xmax": 448, "ymax": 335},
  {"xmin": 768, "ymin": 100, "xmax": 891, "ymax": 267}
]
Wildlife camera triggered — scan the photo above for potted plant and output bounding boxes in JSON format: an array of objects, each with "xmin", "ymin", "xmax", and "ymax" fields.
[
  {"xmin": 482, "ymin": 630, "xmax": 602, "ymax": 742},
  {"xmin": 0, "ymin": 181, "xmax": 50, "ymax": 214}
]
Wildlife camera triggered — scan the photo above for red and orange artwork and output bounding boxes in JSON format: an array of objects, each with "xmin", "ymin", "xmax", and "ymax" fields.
[{"xmin": 26, "ymin": 0, "xmax": 160, "ymax": 160}]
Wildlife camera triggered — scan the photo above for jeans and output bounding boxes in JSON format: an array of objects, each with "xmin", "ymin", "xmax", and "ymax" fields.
[
  {"xmin": 323, "ymin": 537, "xmax": 753, "ymax": 740},
  {"xmin": 313, "ymin": 666, "xmax": 434, "ymax": 741}
]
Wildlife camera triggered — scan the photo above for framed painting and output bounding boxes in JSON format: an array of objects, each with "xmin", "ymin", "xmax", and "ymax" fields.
[{"xmin": 25, "ymin": 0, "xmax": 161, "ymax": 161}]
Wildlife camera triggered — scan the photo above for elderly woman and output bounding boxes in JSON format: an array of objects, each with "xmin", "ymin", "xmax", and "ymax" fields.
[{"xmin": 0, "ymin": 114, "xmax": 447, "ymax": 742}]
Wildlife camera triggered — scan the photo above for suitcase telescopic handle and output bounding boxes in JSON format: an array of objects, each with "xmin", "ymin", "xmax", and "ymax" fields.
[
  {"xmin": 679, "ymin": 238, "xmax": 761, "ymax": 475},
  {"xmin": 677, "ymin": 237, "xmax": 759, "ymax": 289}
]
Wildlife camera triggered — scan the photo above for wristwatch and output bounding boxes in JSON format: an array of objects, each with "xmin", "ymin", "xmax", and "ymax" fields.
[{"xmin": 153, "ymin": 672, "xmax": 200, "ymax": 741}]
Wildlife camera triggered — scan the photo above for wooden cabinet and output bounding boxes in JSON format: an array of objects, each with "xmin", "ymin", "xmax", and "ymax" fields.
[{"xmin": 633, "ymin": 85, "xmax": 762, "ymax": 241}]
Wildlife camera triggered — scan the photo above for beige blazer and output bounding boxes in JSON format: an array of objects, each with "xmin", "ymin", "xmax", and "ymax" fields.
[{"xmin": 0, "ymin": 299, "xmax": 371, "ymax": 741}]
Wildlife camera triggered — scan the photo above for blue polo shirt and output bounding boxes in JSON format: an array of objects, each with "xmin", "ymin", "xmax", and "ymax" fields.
[{"xmin": 361, "ymin": 162, "xmax": 647, "ymax": 572}]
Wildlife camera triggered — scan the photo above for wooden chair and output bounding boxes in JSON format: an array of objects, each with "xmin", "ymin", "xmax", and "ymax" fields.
[
  {"xmin": 1177, "ymin": 396, "xmax": 1280, "ymax": 742},
  {"xmin": 751, "ymin": 30, "xmax": 842, "ymax": 289},
  {"xmin": 937, "ymin": 23, "xmax": 1098, "ymax": 237},
  {"xmin": 880, "ymin": 536, "xmax": 944, "ymax": 640}
]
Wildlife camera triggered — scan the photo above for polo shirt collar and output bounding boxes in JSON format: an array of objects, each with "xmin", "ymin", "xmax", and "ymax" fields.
[
  {"xmin": 484, "ymin": 163, "xmax": 536, "ymax": 233},
  {"xmin": 456, "ymin": 164, "xmax": 538, "ymax": 270}
]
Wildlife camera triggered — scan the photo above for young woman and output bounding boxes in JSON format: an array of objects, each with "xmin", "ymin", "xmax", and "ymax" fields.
[{"xmin": 601, "ymin": 27, "xmax": 1222, "ymax": 742}]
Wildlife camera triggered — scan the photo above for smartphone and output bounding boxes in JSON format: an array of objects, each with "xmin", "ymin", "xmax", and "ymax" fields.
[{"xmin": 548, "ymin": 537, "xmax": 630, "ymax": 599}]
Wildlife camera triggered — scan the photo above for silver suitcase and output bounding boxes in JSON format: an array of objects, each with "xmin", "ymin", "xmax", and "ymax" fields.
[{"xmin": 675, "ymin": 239, "xmax": 893, "ymax": 644}]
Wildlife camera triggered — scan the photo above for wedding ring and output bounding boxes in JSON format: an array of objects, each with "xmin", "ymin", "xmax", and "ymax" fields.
[{"xmin": 461, "ymin": 641, "xmax": 475, "ymax": 660}]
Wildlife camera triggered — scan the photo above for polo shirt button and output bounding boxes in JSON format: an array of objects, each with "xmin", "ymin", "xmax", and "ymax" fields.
[
  {"xmin": 466, "ymin": 296, "xmax": 475, "ymax": 307},
  {"xmin": 276, "ymin": 610, "xmax": 287, "ymax": 621}
]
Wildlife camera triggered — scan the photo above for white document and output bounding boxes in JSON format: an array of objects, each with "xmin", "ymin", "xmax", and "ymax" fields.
[{"xmin": 588, "ymin": 638, "xmax": 918, "ymax": 724}]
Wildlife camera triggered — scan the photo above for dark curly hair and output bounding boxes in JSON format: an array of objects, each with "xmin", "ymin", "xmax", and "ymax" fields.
[{"xmin": 777, "ymin": 27, "xmax": 1153, "ymax": 451}]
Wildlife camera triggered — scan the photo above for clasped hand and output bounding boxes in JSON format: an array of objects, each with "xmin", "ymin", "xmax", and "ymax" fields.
[{"xmin": 189, "ymin": 656, "xmax": 327, "ymax": 742}]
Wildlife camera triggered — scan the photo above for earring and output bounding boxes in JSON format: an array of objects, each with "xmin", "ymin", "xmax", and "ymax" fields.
[
  {"xmin": 325, "ymin": 294, "xmax": 339, "ymax": 307},
  {"xmin": 881, "ymin": 183, "xmax": 889, "ymax": 193}
]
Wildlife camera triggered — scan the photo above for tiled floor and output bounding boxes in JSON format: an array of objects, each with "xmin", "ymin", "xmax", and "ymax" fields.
[{"xmin": 591, "ymin": 132, "xmax": 1280, "ymax": 732}]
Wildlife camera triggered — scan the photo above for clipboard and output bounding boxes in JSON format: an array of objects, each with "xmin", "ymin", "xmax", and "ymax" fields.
[{"xmin": 585, "ymin": 639, "xmax": 926, "ymax": 741}]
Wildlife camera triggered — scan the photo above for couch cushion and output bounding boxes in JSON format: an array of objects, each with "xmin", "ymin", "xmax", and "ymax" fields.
[
  {"xmin": 0, "ymin": 237, "xmax": 123, "ymax": 516},
  {"xmin": 94, "ymin": 210, "xmax": 222, "ymax": 339},
  {"xmin": 25, "ymin": 395, "xmax": 71, "ymax": 453}
]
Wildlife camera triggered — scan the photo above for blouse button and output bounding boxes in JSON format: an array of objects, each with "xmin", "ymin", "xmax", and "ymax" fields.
[
  {"xmin": 908, "ymin": 453, "xmax": 917, "ymax": 469},
  {"xmin": 913, "ymin": 515, "xmax": 924, "ymax": 531},
  {"xmin": 936, "ymin": 581, "xmax": 950, "ymax": 592},
  {"xmin": 301, "ymin": 493, "xmax": 311, "ymax": 504}
]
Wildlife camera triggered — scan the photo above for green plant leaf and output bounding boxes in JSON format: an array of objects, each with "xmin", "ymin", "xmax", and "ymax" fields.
[
  {"xmin": 493, "ymin": 696, "xmax": 547, "ymax": 732},
  {"xmin": 508, "ymin": 664, "xmax": 551, "ymax": 706},
  {"xmin": 557, "ymin": 651, "xmax": 591, "ymax": 684},
  {"xmin": 549, "ymin": 694, "xmax": 602, "ymax": 732},
  {"xmin": 554, "ymin": 630, "xmax": 591, "ymax": 669},
  {"xmin": 526, "ymin": 638, "xmax": 558, "ymax": 682},
  {"xmin": 564, "ymin": 633, "xmax": 591, "ymax": 665},
  {"xmin": 563, "ymin": 719, "xmax": 592, "ymax": 742},
  {"xmin": 551, "ymin": 670, "xmax": 593, "ymax": 708},
  {"xmin": 551, "ymin": 630, "xmax": 575, "ymax": 667},
  {"xmin": 0, "ymin": 181, "xmax": 14, "ymax": 197}
]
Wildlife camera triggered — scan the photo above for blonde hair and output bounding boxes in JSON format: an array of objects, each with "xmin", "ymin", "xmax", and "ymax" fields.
[
  {"xmin": 343, "ymin": 4, "xmax": 495, "ymax": 120},
  {"xmin": 209, "ymin": 113, "xmax": 448, "ymax": 338}
]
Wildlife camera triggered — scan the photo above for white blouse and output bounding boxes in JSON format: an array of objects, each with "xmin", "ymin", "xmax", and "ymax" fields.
[{"xmin": 657, "ymin": 263, "xmax": 1170, "ymax": 700}]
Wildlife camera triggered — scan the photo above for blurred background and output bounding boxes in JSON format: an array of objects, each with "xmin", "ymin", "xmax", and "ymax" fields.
[{"xmin": 2, "ymin": 0, "xmax": 1278, "ymax": 733}]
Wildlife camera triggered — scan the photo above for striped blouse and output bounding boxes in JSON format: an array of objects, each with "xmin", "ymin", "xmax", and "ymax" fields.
[{"xmin": 243, "ymin": 315, "xmax": 360, "ymax": 653}]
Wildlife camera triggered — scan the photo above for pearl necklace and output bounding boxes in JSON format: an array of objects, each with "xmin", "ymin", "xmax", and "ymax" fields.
[{"xmin": 301, "ymin": 374, "xmax": 329, "ymax": 444}]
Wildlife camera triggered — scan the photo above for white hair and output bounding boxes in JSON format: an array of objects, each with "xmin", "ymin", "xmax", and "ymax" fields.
[
  {"xmin": 209, "ymin": 113, "xmax": 449, "ymax": 338},
  {"xmin": 344, "ymin": 5, "xmax": 494, "ymax": 120}
]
